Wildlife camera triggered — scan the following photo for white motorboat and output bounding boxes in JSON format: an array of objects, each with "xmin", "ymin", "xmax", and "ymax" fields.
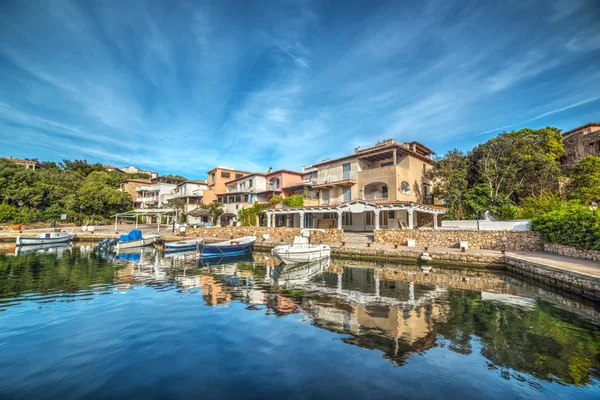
[
  {"xmin": 16, "ymin": 231, "xmax": 75, "ymax": 246},
  {"xmin": 116, "ymin": 230, "xmax": 161, "ymax": 251},
  {"xmin": 271, "ymin": 229, "xmax": 331, "ymax": 264}
]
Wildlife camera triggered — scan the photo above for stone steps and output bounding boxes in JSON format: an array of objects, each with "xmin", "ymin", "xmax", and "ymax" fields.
[{"xmin": 343, "ymin": 232, "xmax": 374, "ymax": 243}]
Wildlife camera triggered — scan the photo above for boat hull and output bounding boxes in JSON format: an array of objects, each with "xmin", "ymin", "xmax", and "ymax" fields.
[
  {"xmin": 198, "ymin": 237, "xmax": 255, "ymax": 258},
  {"xmin": 16, "ymin": 235, "xmax": 73, "ymax": 246},
  {"xmin": 116, "ymin": 235, "xmax": 159, "ymax": 251},
  {"xmin": 272, "ymin": 245, "xmax": 331, "ymax": 264},
  {"xmin": 164, "ymin": 239, "xmax": 203, "ymax": 253}
]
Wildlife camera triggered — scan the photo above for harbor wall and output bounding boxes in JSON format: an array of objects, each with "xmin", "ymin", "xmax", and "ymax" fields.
[
  {"xmin": 374, "ymin": 229, "xmax": 543, "ymax": 251},
  {"xmin": 187, "ymin": 226, "xmax": 344, "ymax": 243}
]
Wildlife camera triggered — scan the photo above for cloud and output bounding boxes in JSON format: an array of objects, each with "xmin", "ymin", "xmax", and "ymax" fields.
[{"xmin": 0, "ymin": 0, "xmax": 599, "ymax": 177}]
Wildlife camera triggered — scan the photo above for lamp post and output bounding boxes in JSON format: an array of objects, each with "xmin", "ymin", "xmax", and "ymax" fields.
[{"xmin": 589, "ymin": 201, "xmax": 598, "ymax": 213}]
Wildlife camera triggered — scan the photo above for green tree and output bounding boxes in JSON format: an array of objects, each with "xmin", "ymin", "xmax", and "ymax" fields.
[
  {"xmin": 566, "ymin": 156, "xmax": 600, "ymax": 204},
  {"xmin": 282, "ymin": 195, "xmax": 304, "ymax": 207},
  {"xmin": 75, "ymin": 171, "xmax": 132, "ymax": 218},
  {"xmin": 237, "ymin": 203, "xmax": 268, "ymax": 226},
  {"xmin": 427, "ymin": 149, "xmax": 469, "ymax": 219},
  {"xmin": 166, "ymin": 198, "xmax": 187, "ymax": 223},
  {"xmin": 0, "ymin": 203, "xmax": 17, "ymax": 222},
  {"xmin": 517, "ymin": 193, "xmax": 564, "ymax": 219},
  {"xmin": 200, "ymin": 202, "xmax": 224, "ymax": 225}
]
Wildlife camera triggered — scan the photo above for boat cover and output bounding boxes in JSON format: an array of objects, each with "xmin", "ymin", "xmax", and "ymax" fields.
[{"xmin": 120, "ymin": 230, "xmax": 143, "ymax": 242}]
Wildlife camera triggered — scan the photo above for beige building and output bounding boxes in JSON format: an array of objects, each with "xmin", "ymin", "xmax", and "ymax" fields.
[
  {"xmin": 4, "ymin": 156, "xmax": 43, "ymax": 170},
  {"xmin": 265, "ymin": 139, "xmax": 446, "ymax": 231},
  {"xmin": 204, "ymin": 166, "xmax": 252, "ymax": 205}
]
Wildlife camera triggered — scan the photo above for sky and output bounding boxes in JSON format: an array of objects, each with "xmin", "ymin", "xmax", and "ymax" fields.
[{"xmin": 0, "ymin": 0, "xmax": 599, "ymax": 179}]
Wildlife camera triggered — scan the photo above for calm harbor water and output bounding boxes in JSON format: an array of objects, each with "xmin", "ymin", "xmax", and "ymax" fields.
[{"xmin": 0, "ymin": 245, "xmax": 599, "ymax": 399}]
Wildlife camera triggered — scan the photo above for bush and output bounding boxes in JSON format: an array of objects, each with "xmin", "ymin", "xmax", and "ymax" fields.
[
  {"xmin": 0, "ymin": 203, "xmax": 17, "ymax": 223},
  {"xmin": 18, "ymin": 206, "xmax": 41, "ymax": 224},
  {"xmin": 530, "ymin": 204, "xmax": 600, "ymax": 250},
  {"xmin": 282, "ymin": 195, "xmax": 304, "ymax": 207},
  {"xmin": 517, "ymin": 193, "xmax": 564, "ymax": 219}
]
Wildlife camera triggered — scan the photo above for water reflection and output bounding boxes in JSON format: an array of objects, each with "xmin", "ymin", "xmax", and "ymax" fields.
[{"xmin": 0, "ymin": 245, "xmax": 599, "ymax": 391}]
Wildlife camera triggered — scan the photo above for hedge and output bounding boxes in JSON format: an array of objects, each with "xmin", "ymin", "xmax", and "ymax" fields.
[{"xmin": 530, "ymin": 204, "xmax": 600, "ymax": 250}]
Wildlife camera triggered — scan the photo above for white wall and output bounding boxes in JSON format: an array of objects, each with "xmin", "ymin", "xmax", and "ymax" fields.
[{"xmin": 441, "ymin": 219, "xmax": 530, "ymax": 231}]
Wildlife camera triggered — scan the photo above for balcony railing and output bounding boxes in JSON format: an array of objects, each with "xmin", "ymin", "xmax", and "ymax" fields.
[
  {"xmin": 363, "ymin": 192, "xmax": 388, "ymax": 201},
  {"xmin": 422, "ymin": 195, "xmax": 434, "ymax": 205},
  {"xmin": 268, "ymin": 184, "xmax": 280, "ymax": 190},
  {"xmin": 313, "ymin": 172, "xmax": 357, "ymax": 185}
]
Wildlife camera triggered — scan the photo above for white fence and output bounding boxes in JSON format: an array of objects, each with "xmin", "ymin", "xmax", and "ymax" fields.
[{"xmin": 441, "ymin": 219, "xmax": 530, "ymax": 231}]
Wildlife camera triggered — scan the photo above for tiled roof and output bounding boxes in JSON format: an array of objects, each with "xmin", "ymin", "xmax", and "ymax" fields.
[
  {"xmin": 311, "ymin": 141, "xmax": 435, "ymax": 167},
  {"xmin": 562, "ymin": 122, "xmax": 600, "ymax": 136}
]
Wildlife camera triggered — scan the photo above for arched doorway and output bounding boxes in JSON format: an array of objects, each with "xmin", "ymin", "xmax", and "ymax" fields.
[{"xmin": 220, "ymin": 213, "xmax": 237, "ymax": 226}]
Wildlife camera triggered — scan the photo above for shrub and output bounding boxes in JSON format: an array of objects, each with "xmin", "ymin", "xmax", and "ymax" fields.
[
  {"xmin": 282, "ymin": 195, "xmax": 304, "ymax": 207},
  {"xmin": 530, "ymin": 204, "xmax": 600, "ymax": 250},
  {"xmin": 268, "ymin": 196, "xmax": 283, "ymax": 204},
  {"xmin": 0, "ymin": 203, "xmax": 17, "ymax": 223},
  {"xmin": 517, "ymin": 193, "xmax": 565, "ymax": 219}
]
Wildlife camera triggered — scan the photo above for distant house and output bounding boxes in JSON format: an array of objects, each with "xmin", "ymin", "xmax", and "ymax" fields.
[
  {"xmin": 103, "ymin": 165, "xmax": 124, "ymax": 173},
  {"xmin": 562, "ymin": 122, "xmax": 600, "ymax": 166},
  {"xmin": 120, "ymin": 165, "xmax": 159, "ymax": 179},
  {"xmin": 4, "ymin": 156, "xmax": 43, "ymax": 170}
]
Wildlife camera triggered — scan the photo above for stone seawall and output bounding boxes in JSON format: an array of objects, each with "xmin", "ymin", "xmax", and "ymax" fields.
[
  {"xmin": 543, "ymin": 243, "xmax": 600, "ymax": 262},
  {"xmin": 375, "ymin": 229, "xmax": 542, "ymax": 251},
  {"xmin": 187, "ymin": 226, "xmax": 344, "ymax": 243},
  {"xmin": 505, "ymin": 256, "xmax": 600, "ymax": 301}
]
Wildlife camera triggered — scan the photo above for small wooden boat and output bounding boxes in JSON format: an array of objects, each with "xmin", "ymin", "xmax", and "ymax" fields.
[
  {"xmin": 164, "ymin": 238, "xmax": 204, "ymax": 253},
  {"xmin": 271, "ymin": 229, "xmax": 331, "ymax": 264},
  {"xmin": 197, "ymin": 236, "xmax": 256, "ymax": 258},
  {"xmin": 116, "ymin": 230, "xmax": 160, "ymax": 251},
  {"xmin": 16, "ymin": 231, "xmax": 75, "ymax": 246}
]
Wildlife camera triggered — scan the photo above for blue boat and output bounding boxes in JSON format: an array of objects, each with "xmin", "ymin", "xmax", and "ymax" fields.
[
  {"xmin": 198, "ymin": 236, "xmax": 256, "ymax": 258},
  {"xmin": 164, "ymin": 239, "xmax": 204, "ymax": 253}
]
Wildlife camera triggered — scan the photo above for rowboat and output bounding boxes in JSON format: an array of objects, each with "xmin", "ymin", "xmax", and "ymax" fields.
[
  {"xmin": 197, "ymin": 236, "xmax": 256, "ymax": 258},
  {"xmin": 164, "ymin": 238, "xmax": 204, "ymax": 253},
  {"xmin": 116, "ymin": 230, "xmax": 160, "ymax": 251},
  {"xmin": 271, "ymin": 229, "xmax": 331, "ymax": 264},
  {"xmin": 16, "ymin": 231, "xmax": 75, "ymax": 246}
]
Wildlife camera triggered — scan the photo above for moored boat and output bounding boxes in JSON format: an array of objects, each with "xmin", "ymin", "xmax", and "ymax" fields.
[
  {"xmin": 164, "ymin": 238, "xmax": 204, "ymax": 253},
  {"xmin": 271, "ymin": 229, "xmax": 331, "ymax": 264},
  {"xmin": 116, "ymin": 229, "xmax": 160, "ymax": 251},
  {"xmin": 197, "ymin": 236, "xmax": 256, "ymax": 258},
  {"xmin": 16, "ymin": 231, "xmax": 75, "ymax": 246}
]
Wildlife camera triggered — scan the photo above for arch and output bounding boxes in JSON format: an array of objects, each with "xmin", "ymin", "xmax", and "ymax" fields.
[{"xmin": 400, "ymin": 181, "xmax": 411, "ymax": 195}]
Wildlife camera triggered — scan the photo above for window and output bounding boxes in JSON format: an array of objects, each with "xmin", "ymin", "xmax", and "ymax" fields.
[
  {"xmin": 342, "ymin": 162, "xmax": 351, "ymax": 180},
  {"xmin": 235, "ymin": 173, "xmax": 243, "ymax": 179},
  {"xmin": 401, "ymin": 181, "xmax": 410, "ymax": 194},
  {"xmin": 211, "ymin": 174, "xmax": 216, "ymax": 182},
  {"xmin": 342, "ymin": 212, "xmax": 352, "ymax": 226},
  {"xmin": 365, "ymin": 211, "xmax": 374, "ymax": 225},
  {"xmin": 276, "ymin": 215, "xmax": 286, "ymax": 227},
  {"xmin": 382, "ymin": 186, "xmax": 388, "ymax": 195},
  {"xmin": 423, "ymin": 163, "xmax": 427, "ymax": 174},
  {"xmin": 248, "ymin": 179, "xmax": 253, "ymax": 188},
  {"xmin": 388, "ymin": 210, "xmax": 395, "ymax": 219},
  {"xmin": 322, "ymin": 189, "xmax": 330, "ymax": 204},
  {"xmin": 221, "ymin": 171, "xmax": 231, "ymax": 178},
  {"xmin": 343, "ymin": 186, "xmax": 351, "ymax": 202}
]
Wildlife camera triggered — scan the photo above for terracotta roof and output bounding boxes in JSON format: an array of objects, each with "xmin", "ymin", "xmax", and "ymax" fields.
[
  {"xmin": 311, "ymin": 141, "xmax": 435, "ymax": 167},
  {"xmin": 562, "ymin": 122, "xmax": 600, "ymax": 137},
  {"xmin": 266, "ymin": 169, "xmax": 303, "ymax": 176},
  {"xmin": 207, "ymin": 166, "xmax": 253, "ymax": 175},
  {"xmin": 225, "ymin": 172, "xmax": 268, "ymax": 185},
  {"xmin": 187, "ymin": 208, "xmax": 209, "ymax": 217}
]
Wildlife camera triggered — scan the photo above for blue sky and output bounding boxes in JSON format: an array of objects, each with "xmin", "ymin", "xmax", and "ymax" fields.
[{"xmin": 0, "ymin": 0, "xmax": 599, "ymax": 179}]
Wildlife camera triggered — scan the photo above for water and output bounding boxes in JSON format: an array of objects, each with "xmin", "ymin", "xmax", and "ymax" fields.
[{"xmin": 0, "ymin": 245, "xmax": 599, "ymax": 399}]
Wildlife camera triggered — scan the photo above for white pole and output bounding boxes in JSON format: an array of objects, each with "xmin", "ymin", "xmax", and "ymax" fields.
[
  {"xmin": 135, "ymin": 212, "xmax": 138, "ymax": 228},
  {"xmin": 114, "ymin": 214, "xmax": 118, "ymax": 232},
  {"xmin": 157, "ymin": 213, "xmax": 160, "ymax": 232}
]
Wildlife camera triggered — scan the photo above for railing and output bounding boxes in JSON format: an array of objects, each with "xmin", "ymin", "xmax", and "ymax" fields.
[
  {"xmin": 268, "ymin": 184, "xmax": 280, "ymax": 190},
  {"xmin": 364, "ymin": 192, "xmax": 388, "ymax": 201},
  {"xmin": 312, "ymin": 172, "xmax": 358, "ymax": 185}
]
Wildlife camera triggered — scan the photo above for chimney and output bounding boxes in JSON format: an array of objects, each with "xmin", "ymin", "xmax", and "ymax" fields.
[
  {"xmin": 412, "ymin": 143, "xmax": 417, "ymax": 152},
  {"xmin": 354, "ymin": 147, "xmax": 361, "ymax": 153},
  {"xmin": 268, "ymin": 167, "xmax": 273, "ymax": 173}
]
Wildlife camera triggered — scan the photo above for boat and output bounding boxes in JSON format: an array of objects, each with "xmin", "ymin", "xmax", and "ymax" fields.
[
  {"xmin": 14, "ymin": 242, "xmax": 72, "ymax": 256},
  {"xmin": 164, "ymin": 238, "xmax": 204, "ymax": 253},
  {"xmin": 272, "ymin": 257, "xmax": 330, "ymax": 285},
  {"xmin": 16, "ymin": 231, "xmax": 75, "ymax": 246},
  {"xmin": 116, "ymin": 229, "xmax": 160, "ymax": 251},
  {"xmin": 197, "ymin": 236, "xmax": 256, "ymax": 258},
  {"xmin": 271, "ymin": 229, "xmax": 331, "ymax": 264}
]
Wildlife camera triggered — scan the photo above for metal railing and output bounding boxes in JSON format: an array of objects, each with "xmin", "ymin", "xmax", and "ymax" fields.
[
  {"xmin": 312, "ymin": 172, "xmax": 358, "ymax": 185},
  {"xmin": 422, "ymin": 195, "xmax": 434, "ymax": 205}
]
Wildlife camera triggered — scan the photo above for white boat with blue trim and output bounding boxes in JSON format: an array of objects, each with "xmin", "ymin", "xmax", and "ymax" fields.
[
  {"xmin": 16, "ymin": 231, "xmax": 75, "ymax": 246},
  {"xmin": 271, "ymin": 229, "xmax": 331, "ymax": 264}
]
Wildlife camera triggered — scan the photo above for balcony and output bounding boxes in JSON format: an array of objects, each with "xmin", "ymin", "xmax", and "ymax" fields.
[
  {"xmin": 268, "ymin": 184, "xmax": 281, "ymax": 191},
  {"xmin": 312, "ymin": 173, "xmax": 357, "ymax": 188},
  {"xmin": 363, "ymin": 192, "xmax": 388, "ymax": 201}
]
